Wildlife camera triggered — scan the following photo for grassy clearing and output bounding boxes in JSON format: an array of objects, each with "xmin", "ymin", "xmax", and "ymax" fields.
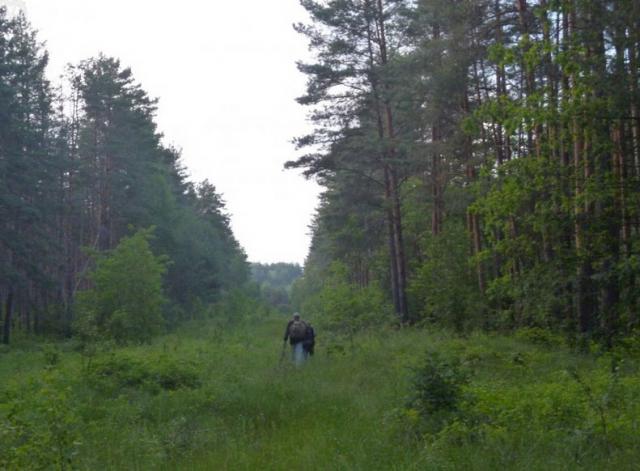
[{"xmin": 1, "ymin": 318, "xmax": 638, "ymax": 470}]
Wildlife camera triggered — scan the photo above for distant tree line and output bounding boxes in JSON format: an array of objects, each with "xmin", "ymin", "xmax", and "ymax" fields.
[
  {"xmin": 0, "ymin": 9, "xmax": 248, "ymax": 343},
  {"xmin": 251, "ymin": 263, "xmax": 303, "ymax": 312},
  {"xmin": 289, "ymin": 0, "xmax": 640, "ymax": 346}
]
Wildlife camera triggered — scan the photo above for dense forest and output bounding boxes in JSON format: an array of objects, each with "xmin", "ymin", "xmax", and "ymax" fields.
[
  {"xmin": 0, "ymin": 9, "xmax": 248, "ymax": 344},
  {"xmin": 289, "ymin": 0, "xmax": 640, "ymax": 348}
]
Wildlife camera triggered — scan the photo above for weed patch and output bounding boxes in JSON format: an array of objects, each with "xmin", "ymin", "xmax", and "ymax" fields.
[{"xmin": 85, "ymin": 352, "xmax": 201, "ymax": 394}]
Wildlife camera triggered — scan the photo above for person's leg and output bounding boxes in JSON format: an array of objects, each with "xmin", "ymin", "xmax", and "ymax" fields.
[{"xmin": 293, "ymin": 342, "xmax": 305, "ymax": 366}]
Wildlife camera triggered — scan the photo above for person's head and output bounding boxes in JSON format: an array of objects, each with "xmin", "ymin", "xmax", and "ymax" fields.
[{"xmin": 293, "ymin": 312, "xmax": 300, "ymax": 320}]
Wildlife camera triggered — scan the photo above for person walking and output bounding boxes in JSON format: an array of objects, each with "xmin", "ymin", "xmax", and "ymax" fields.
[
  {"xmin": 283, "ymin": 313, "xmax": 310, "ymax": 365},
  {"xmin": 303, "ymin": 323, "xmax": 315, "ymax": 357}
]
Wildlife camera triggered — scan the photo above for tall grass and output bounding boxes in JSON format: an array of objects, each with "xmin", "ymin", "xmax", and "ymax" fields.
[{"xmin": 1, "ymin": 318, "xmax": 638, "ymax": 469}]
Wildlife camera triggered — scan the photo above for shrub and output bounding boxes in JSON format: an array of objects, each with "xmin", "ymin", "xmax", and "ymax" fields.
[
  {"xmin": 0, "ymin": 373, "xmax": 80, "ymax": 470},
  {"xmin": 515, "ymin": 327, "xmax": 564, "ymax": 347},
  {"xmin": 85, "ymin": 352, "xmax": 200, "ymax": 394},
  {"xmin": 42, "ymin": 344, "xmax": 62, "ymax": 368},
  {"xmin": 75, "ymin": 228, "xmax": 169, "ymax": 344},
  {"xmin": 303, "ymin": 261, "xmax": 393, "ymax": 337},
  {"xmin": 406, "ymin": 351, "xmax": 470, "ymax": 435},
  {"xmin": 407, "ymin": 221, "xmax": 485, "ymax": 331},
  {"xmin": 212, "ymin": 287, "xmax": 264, "ymax": 325}
]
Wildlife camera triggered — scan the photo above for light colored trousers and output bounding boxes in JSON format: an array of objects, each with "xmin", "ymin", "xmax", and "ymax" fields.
[{"xmin": 292, "ymin": 342, "xmax": 306, "ymax": 366}]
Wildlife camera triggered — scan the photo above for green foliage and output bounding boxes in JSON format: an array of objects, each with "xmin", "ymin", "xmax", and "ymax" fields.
[
  {"xmin": 210, "ymin": 287, "xmax": 270, "ymax": 326},
  {"xmin": 408, "ymin": 221, "xmax": 485, "ymax": 330},
  {"xmin": 0, "ymin": 372, "xmax": 80, "ymax": 470},
  {"xmin": 292, "ymin": 0, "xmax": 640, "ymax": 346},
  {"xmin": 515, "ymin": 327, "xmax": 565, "ymax": 348},
  {"xmin": 406, "ymin": 351, "xmax": 470, "ymax": 435},
  {"xmin": 1, "ymin": 30, "xmax": 249, "ymax": 341},
  {"xmin": 251, "ymin": 262, "xmax": 302, "ymax": 290},
  {"xmin": 158, "ymin": 180, "xmax": 249, "ymax": 311},
  {"xmin": 0, "ymin": 10, "xmax": 63, "ymax": 343},
  {"xmin": 301, "ymin": 261, "xmax": 393, "ymax": 337},
  {"xmin": 615, "ymin": 331, "xmax": 640, "ymax": 358},
  {"xmin": 42, "ymin": 344, "xmax": 62, "ymax": 368},
  {"xmin": 393, "ymin": 331, "xmax": 640, "ymax": 469},
  {"xmin": 75, "ymin": 228, "xmax": 168, "ymax": 344},
  {"xmin": 85, "ymin": 352, "xmax": 200, "ymax": 394},
  {"xmin": 251, "ymin": 262, "xmax": 302, "ymax": 312},
  {"xmin": 1, "ymin": 318, "xmax": 640, "ymax": 469},
  {"xmin": 471, "ymin": 157, "xmax": 576, "ymax": 329}
]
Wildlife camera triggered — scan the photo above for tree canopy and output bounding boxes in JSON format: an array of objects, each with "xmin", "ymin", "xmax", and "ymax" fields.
[
  {"xmin": 291, "ymin": 0, "xmax": 640, "ymax": 346},
  {"xmin": 0, "ymin": 9, "xmax": 249, "ymax": 343}
]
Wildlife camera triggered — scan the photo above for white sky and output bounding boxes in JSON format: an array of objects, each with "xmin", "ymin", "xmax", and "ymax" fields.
[{"xmin": 7, "ymin": 0, "xmax": 320, "ymax": 265}]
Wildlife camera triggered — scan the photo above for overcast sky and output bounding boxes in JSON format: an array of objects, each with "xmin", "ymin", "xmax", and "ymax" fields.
[{"xmin": 6, "ymin": 0, "xmax": 320, "ymax": 265}]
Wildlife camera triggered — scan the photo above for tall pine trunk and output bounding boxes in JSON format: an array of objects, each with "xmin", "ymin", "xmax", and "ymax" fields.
[
  {"xmin": 3, "ymin": 289, "xmax": 14, "ymax": 345},
  {"xmin": 376, "ymin": 0, "xmax": 409, "ymax": 322}
]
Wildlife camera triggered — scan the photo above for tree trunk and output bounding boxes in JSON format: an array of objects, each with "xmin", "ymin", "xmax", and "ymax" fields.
[
  {"xmin": 516, "ymin": 0, "xmax": 542, "ymax": 157},
  {"xmin": 388, "ymin": 165, "xmax": 409, "ymax": 322},
  {"xmin": 3, "ymin": 289, "xmax": 14, "ymax": 345},
  {"xmin": 384, "ymin": 168, "xmax": 402, "ymax": 315},
  {"xmin": 494, "ymin": 0, "xmax": 509, "ymax": 164},
  {"xmin": 376, "ymin": 0, "xmax": 409, "ymax": 322},
  {"xmin": 432, "ymin": 130, "xmax": 442, "ymax": 236}
]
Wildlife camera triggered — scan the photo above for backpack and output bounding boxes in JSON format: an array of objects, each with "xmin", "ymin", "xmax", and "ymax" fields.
[{"xmin": 289, "ymin": 320, "xmax": 307, "ymax": 341}]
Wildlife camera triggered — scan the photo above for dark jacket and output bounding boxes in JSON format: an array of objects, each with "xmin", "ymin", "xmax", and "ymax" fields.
[{"xmin": 303, "ymin": 324, "xmax": 315, "ymax": 355}]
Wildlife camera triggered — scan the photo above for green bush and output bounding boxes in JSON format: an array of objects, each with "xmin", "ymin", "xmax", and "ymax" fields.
[
  {"xmin": 615, "ymin": 330, "xmax": 640, "ymax": 358},
  {"xmin": 212, "ymin": 287, "xmax": 265, "ymax": 325},
  {"xmin": 302, "ymin": 261, "xmax": 393, "ymax": 337},
  {"xmin": 407, "ymin": 222, "xmax": 485, "ymax": 331},
  {"xmin": 406, "ymin": 351, "xmax": 470, "ymax": 435},
  {"xmin": 0, "ymin": 373, "xmax": 80, "ymax": 470},
  {"xmin": 85, "ymin": 352, "xmax": 200, "ymax": 394},
  {"xmin": 515, "ymin": 327, "xmax": 565, "ymax": 347},
  {"xmin": 75, "ymin": 228, "xmax": 169, "ymax": 344}
]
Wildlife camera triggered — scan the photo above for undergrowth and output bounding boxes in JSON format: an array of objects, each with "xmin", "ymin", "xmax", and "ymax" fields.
[{"xmin": 0, "ymin": 318, "xmax": 638, "ymax": 470}]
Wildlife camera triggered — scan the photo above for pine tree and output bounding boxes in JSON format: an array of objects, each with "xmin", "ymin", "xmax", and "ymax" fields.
[
  {"xmin": 0, "ymin": 10, "xmax": 59, "ymax": 343},
  {"xmin": 290, "ymin": 0, "xmax": 414, "ymax": 321}
]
